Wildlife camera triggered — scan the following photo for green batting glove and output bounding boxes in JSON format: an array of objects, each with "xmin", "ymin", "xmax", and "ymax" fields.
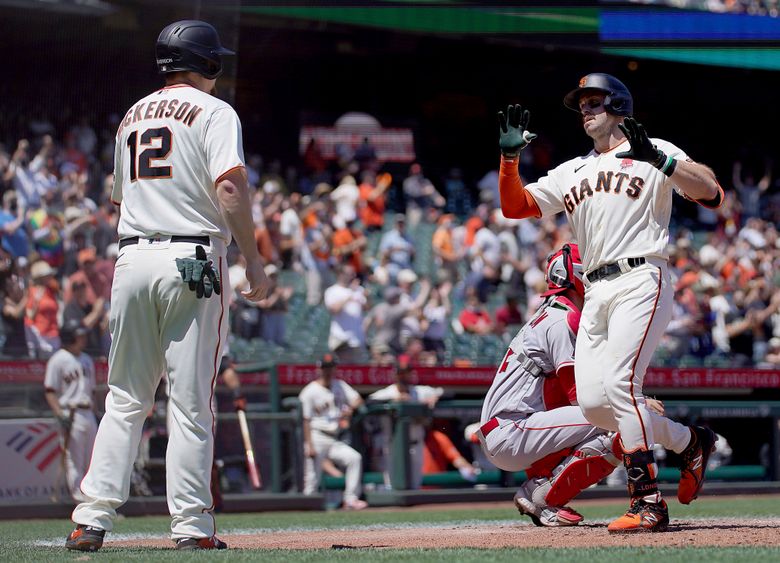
[
  {"xmin": 497, "ymin": 104, "xmax": 537, "ymax": 158},
  {"xmin": 175, "ymin": 245, "xmax": 221, "ymax": 299}
]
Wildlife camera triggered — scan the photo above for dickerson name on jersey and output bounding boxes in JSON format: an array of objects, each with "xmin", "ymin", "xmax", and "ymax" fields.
[{"xmin": 117, "ymin": 98, "xmax": 204, "ymax": 136}]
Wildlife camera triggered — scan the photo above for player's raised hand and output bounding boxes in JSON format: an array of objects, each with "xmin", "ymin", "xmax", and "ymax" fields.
[
  {"xmin": 242, "ymin": 260, "xmax": 271, "ymax": 302},
  {"xmin": 615, "ymin": 117, "xmax": 664, "ymax": 165},
  {"xmin": 498, "ymin": 104, "xmax": 537, "ymax": 158}
]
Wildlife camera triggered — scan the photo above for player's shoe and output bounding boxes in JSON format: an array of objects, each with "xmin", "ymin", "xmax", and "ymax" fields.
[
  {"xmin": 513, "ymin": 490, "xmax": 583, "ymax": 527},
  {"xmin": 342, "ymin": 499, "xmax": 369, "ymax": 510},
  {"xmin": 677, "ymin": 426, "xmax": 717, "ymax": 505},
  {"xmin": 607, "ymin": 499, "xmax": 669, "ymax": 533},
  {"xmin": 65, "ymin": 525, "xmax": 105, "ymax": 552},
  {"xmin": 175, "ymin": 536, "xmax": 228, "ymax": 550}
]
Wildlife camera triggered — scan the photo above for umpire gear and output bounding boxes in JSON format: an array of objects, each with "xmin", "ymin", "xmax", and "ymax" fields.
[
  {"xmin": 563, "ymin": 73, "xmax": 633, "ymax": 117},
  {"xmin": 156, "ymin": 20, "xmax": 234, "ymax": 79}
]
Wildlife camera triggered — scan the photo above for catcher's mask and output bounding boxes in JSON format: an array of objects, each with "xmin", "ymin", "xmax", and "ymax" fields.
[{"xmin": 542, "ymin": 243, "xmax": 584, "ymax": 298}]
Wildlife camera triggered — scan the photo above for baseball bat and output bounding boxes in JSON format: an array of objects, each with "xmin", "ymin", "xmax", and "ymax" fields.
[
  {"xmin": 52, "ymin": 408, "xmax": 77, "ymax": 503},
  {"xmin": 236, "ymin": 409, "xmax": 262, "ymax": 489}
]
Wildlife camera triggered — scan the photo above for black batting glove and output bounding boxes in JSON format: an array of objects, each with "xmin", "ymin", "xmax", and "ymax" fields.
[
  {"xmin": 176, "ymin": 245, "xmax": 222, "ymax": 299},
  {"xmin": 616, "ymin": 117, "xmax": 677, "ymax": 176},
  {"xmin": 498, "ymin": 104, "xmax": 537, "ymax": 158}
]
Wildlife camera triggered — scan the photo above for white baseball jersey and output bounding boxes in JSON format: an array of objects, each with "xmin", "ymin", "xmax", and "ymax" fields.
[
  {"xmin": 44, "ymin": 348, "xmax": 96, "ymax": 408},
  {"xmin": 75, "ymin": 82, "xmax": 238, "ymax": 540},
  {"xmin": 112, "ymin": 83, "xmax": 245, "ymax": 243},
  {"xmin": 481, "ymin": 296, "xmax": 578, "ymax": 423},
  {"xmin": 525, "ymin": 138, "xmax": 688, "ymax": 272},
  {"xmin": 520, "ymin": 134, "xmax": 699, "ymax": 460},
  {"xmin": 299, "ymin": 379, "xmax": 361, "ymax": 435},
  {"xmin": 369, "ymin": 384, "xmax": 443, "ymax": 404}
]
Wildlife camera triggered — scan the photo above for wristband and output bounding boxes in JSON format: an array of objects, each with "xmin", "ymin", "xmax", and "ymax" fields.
[{"xmin": 652, "ymin": 150, "xmax": 677, "ymax": 177}]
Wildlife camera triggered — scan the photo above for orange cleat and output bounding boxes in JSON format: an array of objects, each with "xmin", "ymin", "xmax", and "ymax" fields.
[
  {"xmin": 678, "ymin": 426, "xmax": 717, "ymax": 505},
  {"xmin": 607, "ymin": 499, "xmax": 669, "ymax": 533},
  {"xmin": 175, "ymin": 536, "xmax": 228, "ymax": 550},
  {"xmin": 65, "ymin": 525, "xmax": 105, "ymax": 552}
]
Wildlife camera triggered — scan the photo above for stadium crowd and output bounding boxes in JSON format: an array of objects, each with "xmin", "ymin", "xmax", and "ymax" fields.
[
  {"xmin": 635, "ymin": 0, "xmax": 780, "ymax": 17},
  {"xmin": 1, "ymin": 113, "xmax": 779, "ymax": 368}
]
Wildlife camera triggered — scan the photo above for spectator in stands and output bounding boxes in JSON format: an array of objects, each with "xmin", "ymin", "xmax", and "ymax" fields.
[
  {"xmin": 422, "ymin": 281, "xmax": 452, "ymax": 364},
  {"xmin": 358, "ymin": 171, "xmax": 390, "ymax": 233},
  {"xmin": 0, "ymin": 190, "xmax": 30, "ymax": 259},
  {"xmin": 301, "ymin": 201, "xmax": 333, "ymax": 306},
  {"xmin": 443, "ymin": 168, "xmax": 470, "ymax": 218},
  {"xmin": 432, "ymin": 214, "xmax": 461, "ymax": 284},
  {"xmin": 324, "ymin": 265, "xmax": 368, "ymax": 363},
  {"xmin": 330, "ymin": 175, "xmax": 360, "ymax": 225},
  {"xmin": 402, "ymin": 163, "xmax": 445, "ymax": 229},
  {"xmin": 353, "ymin": 137, "xmax": 378, "ymax": 172},
  {"xmin": 67, "ymin": 248, "xmax": 111, "ymax": 304},
  {"xmin": 369, "ymin": 357, "xmax": 444, "ymax": 488},
  {"xmin": 5, "ymin": 137, "xmax": 51, "ymax": 210},
  {"xmin": 477, "ymin": 168, "xmax": 500, "ymax": 212},
  {"xmin": 733, "ymin": 159, "xmax": 772, "ymax": 222},
  {"xmin": 764, "ymin": 337, "xmax": 780, "ymax": 367},
  {"xmin": 62, "ymin": 278, "xmax": 109, "ymax": 358},
  {"xmin": 257, "ymin": 264, "xmax": 293, "ymax": 347},
  {"xmin": 494, "ymin": 292, "xmax": 524, "ymax": 341},
  {"xmin": 332, "ymin": 215, "xmax": 367, "ymax": 277},
  {"xmin": 467, "ymin": 217, "xmax": 502, "ymax": 302},
  {"xmin": 364, "ymin": 286, "xmax": 408, "ymax": 360},
  {"xmin": 459, "ymin": 287, "xmax": 494, "ymax": 336},
  {"xmin": 378, "ymin": 214, "xmax": 415, "ymax": 282},
  {"xmin": 1, "ymin": 258, "xmax": 30, "ymax": 357},
  {"xmin": 303, "ymin": 138, "xmax": 327, "ymax": 180},
  {"xmin": 300, "ymin": 354, "xmax": 367, "ymax": 510},
  {"xmin": 26, "ymin": 260, "xmax": 60, "ymax": 357},
  {"xmin": 230, "ymin": 255, "xmax": 262, "ymax": 340},
  {"xmin": 277, "ymin": 193, "xmax": 303, "ymax": 270}
]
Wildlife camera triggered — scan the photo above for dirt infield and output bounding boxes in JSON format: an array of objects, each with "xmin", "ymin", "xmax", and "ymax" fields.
[{"xmin": 109, "ymin": 518, "xmax": 780, "ymax": 550}]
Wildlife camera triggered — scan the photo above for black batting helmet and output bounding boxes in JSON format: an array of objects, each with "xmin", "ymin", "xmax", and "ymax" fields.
[
  {"xmin": 156, "ymin": 20, "xmax": 234, "ymax": 80},
  {"xmin": 563, "ymin": 73, "xmax": 633, "ymax": 117},
  {"xmin": 60, "ymin": 320, "xmax": 88, "ymax": 347}
]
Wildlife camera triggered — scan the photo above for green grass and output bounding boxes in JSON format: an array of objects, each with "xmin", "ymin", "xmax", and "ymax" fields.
[{"xmin": 2, "ymin": 496, "xmax": 778, "ymax": 562}]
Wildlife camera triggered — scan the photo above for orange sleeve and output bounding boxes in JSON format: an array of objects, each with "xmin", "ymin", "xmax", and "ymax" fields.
[
  {"xmin": 433, "ymin": 429, "xmax": 461, "ymax": 464},
  {"xmin": 499, "ymin": 156, "xmax": 542, "ymax": 219}
]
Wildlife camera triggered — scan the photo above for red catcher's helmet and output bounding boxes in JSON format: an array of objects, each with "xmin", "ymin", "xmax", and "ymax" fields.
[{"xmin": 542, "ymin": 243, "xmax": 584, "ymax": 298}]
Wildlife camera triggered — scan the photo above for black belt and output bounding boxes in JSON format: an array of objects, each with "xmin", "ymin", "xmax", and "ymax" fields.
[
  {"xmin": 586, "ymin": 257, "xmax": 646, "ymax": 283},
  {"xmin": 118, "ymin": 235, "xmax": 210, "ymax": 250}
]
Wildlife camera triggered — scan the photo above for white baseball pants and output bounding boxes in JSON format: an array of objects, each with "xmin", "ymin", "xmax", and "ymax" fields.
[
  {"xmin": 303, "ymin": 429, "xmax": 363, "ymax": 503},
  {"xmin": 73, "ymin": 238, "xmax": 229, "ymax": 540},
  {"xmin": 575, "ymin": 259, "xmax": 690, "ymax": 455},
  {"xmin": 65, "ymin": 409, "xmax": 97, "ymax": 502}
]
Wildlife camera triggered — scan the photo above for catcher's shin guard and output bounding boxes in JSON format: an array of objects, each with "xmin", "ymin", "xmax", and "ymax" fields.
[{"xmin": 544, "ymin": 434, "xmax": 622, "ymax": 507}]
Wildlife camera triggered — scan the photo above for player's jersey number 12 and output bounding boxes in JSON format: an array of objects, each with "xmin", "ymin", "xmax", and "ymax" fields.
[{"xmin": 127, "ymin": 127, "xmax": 172, "ymax": 181}]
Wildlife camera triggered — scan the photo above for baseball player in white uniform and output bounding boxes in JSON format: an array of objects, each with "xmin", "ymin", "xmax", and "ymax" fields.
[
  {"xmin": 300, "ymin": 354, "xmax": 368, "ymax": 510},
  {"xmin": 67, "ymin": 20, "xmax": 269, "ymax": 552},
  {"xmin": 44, "ymin": 321, "xmax": 96, "ymax": 502},
  {"xmin": 496, "ymin": 74, "xmax": 721, "ymax": 532},
  {"xmin": 479, "ymin": 243, "xmax": 701, "ymax": 527}
]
